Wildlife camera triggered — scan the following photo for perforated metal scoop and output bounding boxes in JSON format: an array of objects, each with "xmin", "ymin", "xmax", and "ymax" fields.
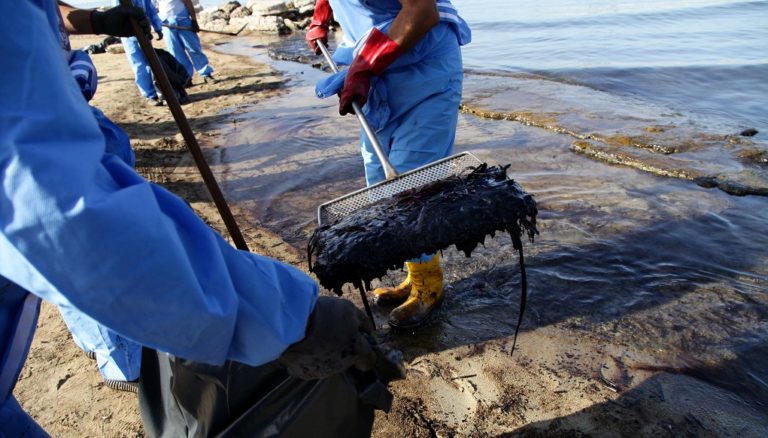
[{"xmin": 315, "ymin": 41, "xmax": 483, "ymax": 226}]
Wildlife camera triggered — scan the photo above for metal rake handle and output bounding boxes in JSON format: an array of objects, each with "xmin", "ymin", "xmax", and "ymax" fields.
[{"xmin": 316, "ymin": 40, "xmax": 399, "ymax": 180}]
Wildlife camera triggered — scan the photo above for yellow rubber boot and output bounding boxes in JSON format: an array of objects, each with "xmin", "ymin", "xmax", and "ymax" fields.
[
  {"xmin": 372, "ymin": 268, "xmax": 412, "ymax": 305},
  {"xmin": 388, "ymin": 254, "xmax": 444, "ymax": 330}
]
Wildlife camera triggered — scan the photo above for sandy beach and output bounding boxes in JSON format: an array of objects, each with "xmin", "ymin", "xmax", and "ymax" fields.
[{"xmin": 13, "ymin": 30, "xmax": 768, "ymax": 437}]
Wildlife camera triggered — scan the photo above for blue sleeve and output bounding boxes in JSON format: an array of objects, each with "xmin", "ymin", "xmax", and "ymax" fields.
[
  {"xmin": 0, "ymin": 0, "xmax": 317, "ymax": 367},
  {"xmin": 90, "ymin": 106, "xmax": 136, "ymax": 167},
  {"xmin": 142, "ymin": 0, "xmax": 163, "ymax": 32}
]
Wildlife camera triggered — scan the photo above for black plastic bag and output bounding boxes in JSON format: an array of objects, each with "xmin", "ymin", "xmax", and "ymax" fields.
[
  {"xmin": 152, "ymin": 48, "xmax": 191, "ymax": 102},
  {"xmin": 139, "ymin": 348, "xmax": 390, "ymax": 437}
]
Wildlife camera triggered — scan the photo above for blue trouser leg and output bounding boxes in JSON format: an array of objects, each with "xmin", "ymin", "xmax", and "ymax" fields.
[
  {"xmin": 0, "ymin": 397, "xmax": 50, "ymax": 437},
  {"xmin": 165, "ymin": 28, "xmax": 194, "ymax": 78},
  {"xmin": 360, "ymin": 32, "xmax": 462, "ymax": 185},
  {"xmin": 121, "ymin": 37, "xmax": 158, "ymax": 98},
  {"xmin": 179, "ymin": 30, "xmax": 213, "ymax": 77},
  {"xmin": 360, "ymin": 89, "xmax": 460, "ymax": 264},
  {"xmin": 359, "ymin": 31, "xmax": 462, "ymax": 264},
  {"xmin": 91, "ymin": 107, "xmax": 135, "ymax": 167},
  {"xmin": 360, "ymin": 86, "xmax": 460, "ymax": 186},
  {"xmin": 58, "ymin": 306, "xmax": 142, "ymax": 381},
  {"xmin": 166, "ymin": 18, "xmax": 213, "ymax": 77}
]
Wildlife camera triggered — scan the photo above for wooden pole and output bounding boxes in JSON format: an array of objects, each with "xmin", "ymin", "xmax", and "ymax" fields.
[
  {"xmin": 119, "ymin": 0, "xmax": 249, "ymax": 251},
  {"xmin": 162, "ymin": 23, "xmax": 246, "ymax": 36}
]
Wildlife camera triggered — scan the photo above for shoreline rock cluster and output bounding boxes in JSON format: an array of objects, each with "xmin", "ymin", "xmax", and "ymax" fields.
[{"xmin": 199, "ymin": 0, "xmax": 317, "ymax": 35}]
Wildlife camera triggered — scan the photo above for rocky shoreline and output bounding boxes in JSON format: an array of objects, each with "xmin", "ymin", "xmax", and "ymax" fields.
[{"xmin": 197, "ymin": 0, "xmax": 323, "ymax": 35}]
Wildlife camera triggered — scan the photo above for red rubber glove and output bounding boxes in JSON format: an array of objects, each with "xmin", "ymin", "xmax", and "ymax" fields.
[
  {"xmin": 305, "ymin": 0, "xmax": 333, "ymax": 55},
  {"xmin": 339, "ymin": 28, "xmax": 403, "ymax": 116}
]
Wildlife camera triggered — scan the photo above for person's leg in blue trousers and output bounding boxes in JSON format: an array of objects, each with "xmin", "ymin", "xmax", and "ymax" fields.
[
  {"xmin": 59, "ymin": 306, "xmax": 142, "ymax": 383},
  {"xmin": 165, "ymin": 18, "xmax": 213, "ymax": 79},
  {"xmin": 359, "ymin": 37, "xmax": 463, "ymax": 186},
  {"xmin": 365, "ymin": 30, "xmax": 463, "ymax": 329},
  {"xmin": 360, "ymin": 89, "xmax": 459, "ymax": 186},
  {"xmin": 178, "ymin": 29, "xmax": 213, "ymax": 77},
  {"xmin": 164, "ymin": 27, "xmax": 194, "ymax": 78},
  {"xmin": 121, "ymin": 36, "xmax": 158, "ymax": 98}
]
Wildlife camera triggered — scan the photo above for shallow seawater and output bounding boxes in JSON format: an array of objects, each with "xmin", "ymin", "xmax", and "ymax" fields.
[
  {"xmin": 210, "ymin": 34, "xmax": 768, "ymax": 418},
  {"xmin": 454, "ymin": 0, "xmax": 768, "ymax": 135}
]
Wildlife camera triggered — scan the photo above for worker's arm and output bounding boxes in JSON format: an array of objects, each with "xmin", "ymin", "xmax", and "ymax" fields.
[
  {"xmin": 388, "ymin": 0, "xmax": 440, "ymax": 52},
  {"xmin": 337, "ymin": 0, "xmax": 440, "ymax": 115},
  {"xmin": 305, "ymin": 0, "xmax": 439, "ymax": 53},
  {"xmin": 57, "ymin": 1, "xmax": 91, "ymax": 34},
  {"xmin": 57, "ymin": 1, "xmax": 151, "ymax": 37},
  {"xmin": 305, "ymin": 0, "xmax": 332, "ymax": 54},
  {"xmin": 142, "ymin": 0, "xmax": 164, "ymax": 33},
  {"xmin": 0, "ymin": 2, "xmax": 317, "ymax": 367}
]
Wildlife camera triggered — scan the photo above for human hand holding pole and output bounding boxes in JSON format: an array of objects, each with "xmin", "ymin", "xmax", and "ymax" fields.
[
  {"xmin": 57, "ymin": 1, "xmax": 151, "ymax": 38},
  {"xmin": 305, "ymin": 0, "xmax": 332, "ymax": 55},
  {"xmin": 90, "ymin": 5, "xmax": 152, "ymax": 37}
]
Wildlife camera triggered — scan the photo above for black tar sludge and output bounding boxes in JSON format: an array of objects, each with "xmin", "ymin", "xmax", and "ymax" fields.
[{"xmin": 308, "ymin": 163, "xmax": 538, "ymax": 293}]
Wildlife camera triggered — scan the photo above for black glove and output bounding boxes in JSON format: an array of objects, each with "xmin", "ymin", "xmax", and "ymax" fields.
[
  {"xmin": 279, "ymin": 296, "xmax": 404, "ymax": 381},
  {"xmin": 90, "ymin": 5, "xmax": 151, "ymax": 38},
  {"xmin": 156, "ymin": 30, "xmax": 164, "ymax": 40},
  {"xmin": 191, "ymin": 20, "xmax": 200, "ymax": 33}
]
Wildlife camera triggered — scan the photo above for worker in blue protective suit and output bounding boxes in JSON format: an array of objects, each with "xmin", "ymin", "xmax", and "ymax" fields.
[
  {"xmin": 70, "ymin": 47, "xmax": 135, "ymax": 164},
  {"xmin": 116, "ymin": 0, "xmax": 167, "ymax": 106},
  {"xmin": 307, "ymin": 0, "xmax": 471, "ymax": 330},
  {"xmin": 157, "ymin": 0, "xmax": 216, "ymax": 85},
  {"xmin": 63, "ymin": 47, "xmax": 143, "ymax": 392},
  {"xmin": 1, "ymin": 2, "xmax": 395, "ymax": 436}
]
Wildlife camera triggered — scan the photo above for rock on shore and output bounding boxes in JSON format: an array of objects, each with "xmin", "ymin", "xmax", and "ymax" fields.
[{"xmin": 198, "ymin": 0, "xmax": 316, "ymax": 35}]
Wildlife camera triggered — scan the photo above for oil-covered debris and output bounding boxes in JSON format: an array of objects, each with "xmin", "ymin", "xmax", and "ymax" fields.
[
  {"xmin": 308, "ymin": 164, "xmax": 538, "ymax": 295},
  {"xmin": 740, "ymin": 128, "xmax": 758, "ymax": 137}
]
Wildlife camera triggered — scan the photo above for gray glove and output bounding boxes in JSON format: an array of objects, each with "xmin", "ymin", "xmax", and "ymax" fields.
[
  {"xmin": 91, "ymin": 5, "xmax": 151, "ymax": 38},
  {"xmin": 279, "ymin": 296, "xmax": 404, "ymax": 381}
]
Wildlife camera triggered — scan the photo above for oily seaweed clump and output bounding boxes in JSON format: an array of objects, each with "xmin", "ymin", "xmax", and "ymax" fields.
[{"xmin": 308, "ymin": 164, "xmax": 538, "ymax": 295}]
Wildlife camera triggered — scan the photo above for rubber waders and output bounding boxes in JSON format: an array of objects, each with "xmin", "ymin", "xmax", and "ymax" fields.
[{"xmin": 376, "ymin": 254, "xmax": 444, "ymax": 330}]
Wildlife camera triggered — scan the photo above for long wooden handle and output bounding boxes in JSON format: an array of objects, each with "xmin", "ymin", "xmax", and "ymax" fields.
[
  {"xmin": 162, "ymin": 23, "xmax": 246, "ymax": 36},
  {"xmin": 119, "ymin": 0, "xmax": 249, "ymax": 251}
]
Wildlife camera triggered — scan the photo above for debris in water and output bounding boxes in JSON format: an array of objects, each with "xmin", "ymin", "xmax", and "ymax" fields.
[
  {"xmin": 740, "ymin": 128, "xmax": 758, "ymax": 137},
  {"xmin": 308, "ymin": 164, "xmax": 538, "ymax": 351}
]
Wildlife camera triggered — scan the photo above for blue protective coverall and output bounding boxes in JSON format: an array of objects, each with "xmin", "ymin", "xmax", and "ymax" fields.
[
  {"xmin": 60, "ymin": 49, "xmax": 142, "ymax": 382},
  {"xmin": 0, "ymin": 1, "xmax": 318, "ymax": 435},
  {"xmin": 158, "ymin": 0, "xmax": 214, "ymax": 79},
  {"xmin": 316, "ymin": 0, "xmax": 471, "ymax": 186},
  {"xmin": 118, "ymin": 0, "xmax": 165, "ymax": 98}
]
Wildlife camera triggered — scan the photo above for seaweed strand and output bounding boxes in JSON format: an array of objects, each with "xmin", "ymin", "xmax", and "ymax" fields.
[{"xmin": 510, "ymin": 232, "xmax": 527, "ymax": 356}]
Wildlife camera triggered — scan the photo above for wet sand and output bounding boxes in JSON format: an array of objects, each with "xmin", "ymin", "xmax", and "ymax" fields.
[{"xmin": 13, "ymin": 32, "xmax": 768, "ymax": 437}]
